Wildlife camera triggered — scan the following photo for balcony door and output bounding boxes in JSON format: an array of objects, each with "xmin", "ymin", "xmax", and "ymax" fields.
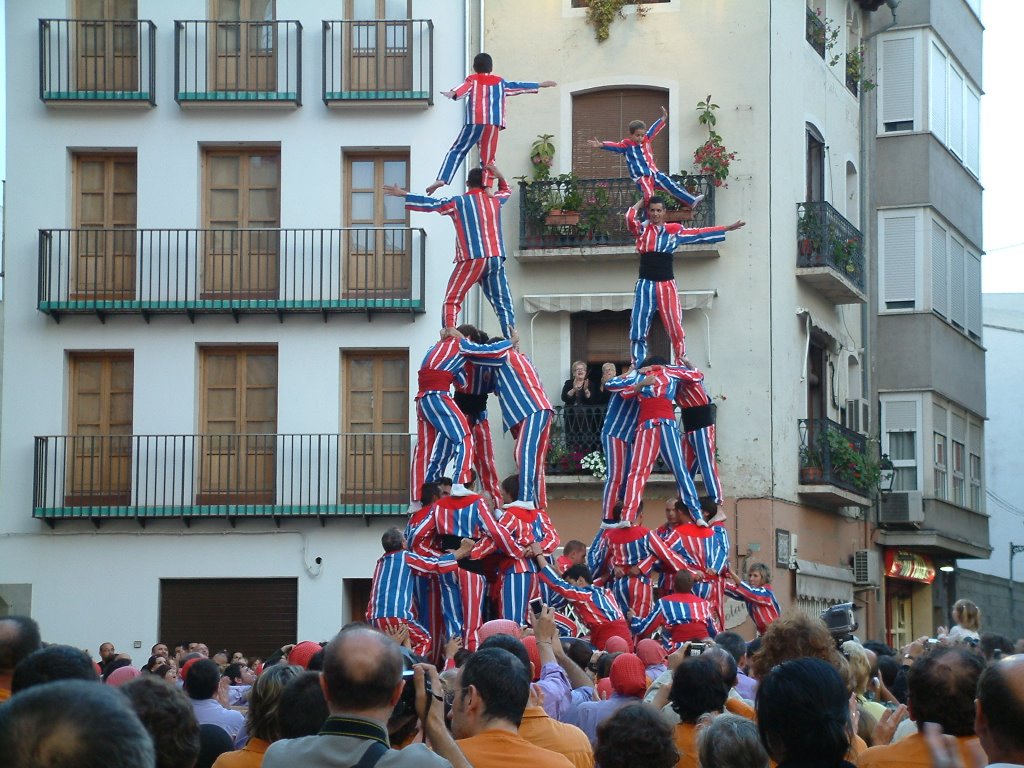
[
  {"xmin": 210, "ymin": 0, "xmax": 277, "ymax": 92},
  {"xmin": 342, "ymin": 351, "xmax": 408, "ymax": 502},
  {"xmin": 76, "ymin": 0, "xmax": 138, "ymax": 93},
  {"xmin": 66, "ymin": 353, "xmax": 133, "ymax": 506},
  {"xmin": 345, "ymin": 0, "xmax": 412, "ymax": 93},
  {"xmin": 571, "ymin": 88, "xmax": 669, "ymax": 180},
  {"xmin": 203, "ymin": 148, "xmax": 280, "ymax": 299},
  {"xmin": 73, "ymin": 154, "xmax": 137, "ymax": 300},
  {"xmin": 344, "ymin": 154, "xmax": 410, "ymax": 297},
  {"xmin": 199, "ymin": 347, "xmax": 277, "ymax": 505}
]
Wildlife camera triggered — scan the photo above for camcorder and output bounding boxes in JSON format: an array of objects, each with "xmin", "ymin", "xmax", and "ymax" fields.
[{"xmin": 820, "ymin": 602, "xmax": 859, "ymax": 648}]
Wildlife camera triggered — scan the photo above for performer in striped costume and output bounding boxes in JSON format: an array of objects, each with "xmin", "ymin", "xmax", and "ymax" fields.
[
  {"xmin": 366, "ymin": 527, "xmax": 474, "ymax": 657},
  {"xmin": 600, "ymin": 381, "xmax": 640, "ymax": 522},
  {"xmin": 386, "ymin": 165, "xmax": 517, "ymax": 338},
  {"xmin": 588, "ymin": 515, "xmax": 689, "ymax": 618},
  {"xmin": 604, "ymin": 361, "xmax": 703, "ymax": 525},
  {"xmin": 674, "ymin": 506, "xmax": 731, "ymax": 630},
  {"xmin": 534, "ymin": 554, "xmax": 632, "ymax": 651},
  {"xmin": 428, "ymin": 52, "xmax": 556, "ymax": 194},
  {"xmin": 724, "ymin": 562, "xmax": 781, "ymax": 636},
  {"xmin": 404, "ymin": 483, "xmax": 447, "ymax": 662},
  {"xmin": 629, "ymin": 571, "xmax": 718, "ymax": 651},
  {"xmin": 587, "ymin": 107, "xmax": 703, "ymax": 207},
  {"xmin": 673, "ymin": 361, "xmax": 724, "ymax": 505},
  {"xmin": 489, "ymin": 344, "xmax": 554, "ymax": 510},
  {"xmin": 625, "ymin": 197, "xmax": 745, "ymax": 364},
  {"xmin": 452, "ymin": 326, "xmax": 504, "ymax": 505},
  {"xmin": 410, "ymin": 332, "xmax": 511, "ymax": 501}
]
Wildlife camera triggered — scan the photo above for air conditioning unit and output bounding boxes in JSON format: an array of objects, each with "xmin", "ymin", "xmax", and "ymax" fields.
[
  {"xmin": 879, "ymin": 490, "xmax": 925, "ymax": 527},
  {"xmin": 844, "ymin": 398, "xmax": 870, "ymax": 435},
  {"xmin": 853, "ymin": 549, "xmax": 880, "ymax": 586}
]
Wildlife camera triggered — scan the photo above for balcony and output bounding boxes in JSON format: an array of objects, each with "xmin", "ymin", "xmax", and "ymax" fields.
[
  {"xmin": 517, "ymin": 175, "xmax": 718, "ymax": 262},
  {"xmin": 876, "ymin": 491, "xmax": 991, "ymax": 559},
  {"xmin": 796, "ymin": 202, "xmax": 867, "ymax": 305},
  {"xmin": 33, "ymin": 433, "xmax": 411, "ymax": 525},
  {"xmin": 798, "ymin": 418, "xmax": 873, "ymax": 508},
  {"xmin": 38, "ymin": 227, "xmax": 426, "ymax": 321},
  {"xmin": 322, "ymin": 19, "xmax": 433, "ymax": 106},
  {"xmin": 39, "ymin": 19, "xmax": 156, "ymax": 105},
  {"xmin": 806, "ymin": 7, "xmax": 826, "ymax": 59},
  {"xmin": 174, "ymin": 20, "xmax": 302, "ymax": 105}
]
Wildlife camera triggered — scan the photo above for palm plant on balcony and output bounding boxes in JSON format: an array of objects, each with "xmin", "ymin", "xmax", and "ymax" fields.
[{"xmin": 530, "ymin": 134, "xmax": 556, "ymax": 181}]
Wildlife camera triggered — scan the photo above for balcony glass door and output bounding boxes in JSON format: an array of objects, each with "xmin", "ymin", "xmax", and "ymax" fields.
[
  {"xmin": 210, "ymin": 0, "xmax": 277, "ymax": 93},
  {"xmin": 73, "ymin": 154, "xmax": 137, "ymax": 300},
  {"xmin": 344, "ymin": 154, "xmax": 409, "ymax": 297},
  {"xmin": 76, "ymin": 0, "xmax": 138, "ymax": 93},
  {"xmin": 346, "ymin": 0, "xmax": 411, "ymax": 93}
]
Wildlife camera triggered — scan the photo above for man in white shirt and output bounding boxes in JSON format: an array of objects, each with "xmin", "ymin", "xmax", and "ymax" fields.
[{"xmin": 182, "ymin": 658, "xmax": 245, "ymax": 747}]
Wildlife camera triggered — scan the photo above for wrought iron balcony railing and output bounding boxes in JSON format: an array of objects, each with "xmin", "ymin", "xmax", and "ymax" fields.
[
  {"xmin": 322, "ymin": 19, "xmax": 433, "ymax": 105},
  {"xmin": 796, "ymin": 201, "xmax": 866, "ymax": 292},
  {"xmin": 519, "ymin": 175, "xmax": 716, "ymax": 251},
  {"xmin": 798, "ymin": 417, "xmax": 874, "ymax": 497},
  {"xmin": 33, "ymin": 432, "xmax": 411, "ymax": 523},
  {"xmin": 39, "ymin": 18, "xmax": 157, "ymax": 104},
  {"xmin": 806, "ymin": 7, "xmax": 827, "ymax": 59},
  {"xmin": 547, "ymin": 404, "xmax": 676, "ymax": 477},
  {"xmin": 38, "ymin": 227, "xmax": 426, "ymax": 319},
  {"xmin": 174, "ymin": 20, "xmax": 301, "ymax": 104}
]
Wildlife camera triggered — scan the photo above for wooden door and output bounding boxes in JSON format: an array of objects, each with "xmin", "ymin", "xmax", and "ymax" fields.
[
  {"xmin": 199, "ymin": 348, "xmax": 277, "ymax": 504},
  {"xmin": 66, "ymin": 353, "xmax": 133, "ymax": 506},
  {"xmin": 345, "ymin": 0, "xmax": 412, "ymax": 93},
  {"xmin": 76, "ymin": 0, "xmax": 138, "ymax": 92},
  {"xmin": 211, "ymin": 0, "xmax": 277, "ymax": 92},
  {"xmin": 342, "ymin": 352, "xmax": 408, "ymax": 502},
  {"xmin": 344, "ymin": 154, "xmax": 409, "ymax": 297},
  {"xmin": 74, "ymin": 155, "xmax": 137, "ymax": 300},
  {"xmin": 203, "ymin": 149, "xmax": 280, "ymax": 299}
]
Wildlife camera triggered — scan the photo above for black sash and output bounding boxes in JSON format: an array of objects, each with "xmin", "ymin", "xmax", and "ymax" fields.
[
  {"xmin": 440, "ymin": 534, "xmax": 486, "ymax": 574},
  {"xmin": 681, "ymin": 403, "xmax": 716, "ymax": 432},
  {"xmin": 638, "ymin": 251, "xmax": 674, "ymax": 282}
]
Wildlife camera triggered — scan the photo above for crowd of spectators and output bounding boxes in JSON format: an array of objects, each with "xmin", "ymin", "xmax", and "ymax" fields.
[{"xmin": 1, "ymin": 606, "xmax": 1022, "ymax": 768}]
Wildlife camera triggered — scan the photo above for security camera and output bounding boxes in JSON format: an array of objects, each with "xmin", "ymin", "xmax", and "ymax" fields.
[
  {"xmin": 314, "ymin": 556, "xmax": 323, "ymax": 565},
  {"xmin": 884, "ymin": 0, "xmax": 900, "ymax": 9}
]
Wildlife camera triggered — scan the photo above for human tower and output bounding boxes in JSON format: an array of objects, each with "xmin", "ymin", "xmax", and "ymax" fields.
[{"xmin": 369, "ymin": 54, "xmax": 776, "ymax": 661}]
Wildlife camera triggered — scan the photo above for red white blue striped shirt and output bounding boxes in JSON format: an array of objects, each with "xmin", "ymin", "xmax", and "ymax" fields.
[
  {"xmin": 493, "ymin": 507, "xmax": 560, "ymax": 573},
  {"xmin": 450, "ymin": 73, "xmax": 540, "ymax": 128},
  {"xmin": 601, "ymin": 390, "xmax": 640, "ymax": 442},
  {"xmin": 366, "ymin": 549, "xmax": 458, "ymax": 622},
  {"xmin": 406, "ymin": 181, "xmax": 512, "ymax": 262},
  {"xmin": 630, "ymin": 592, "xmax": 718, "ymax": 641},
  {"xmin": 490, "ymin": 349, "xmax": 553, "ymax": 431},
  {"xmin": 599, "ymin": 118, "xmax": 665, "ymax": 180},
  {"xmin": 724, "ymin": 580, "xmax": 781, "ymax": 635},
  {"xmin": 538, "ymin": 564, "xmax": 624, "ymax": 628},
  {"xmin": 418, "ymin": 337, "xmax": 511, "ymax": 391},
  {"xmin": 626, "ymin": 207, "xmax": 728, "ymax": 254},
  {"xmin": 417, "ymin": 494, "xmax": 521, "ymax": 559},
  {"xmin": 588, "ymin": 526, "xmax": 688, "ymax": 581}
]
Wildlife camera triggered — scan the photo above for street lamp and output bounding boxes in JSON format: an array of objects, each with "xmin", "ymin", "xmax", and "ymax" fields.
[
  {"xmin": 878, "ymin": 453, "xmax": 895, "ymax": 496},
  {"xmin": 1012, "ymin": 543, "xmax": 1024, "ymax": 605}
]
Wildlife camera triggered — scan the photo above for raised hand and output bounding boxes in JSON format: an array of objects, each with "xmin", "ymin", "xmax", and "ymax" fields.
[
  {"xmin": 725, "ymin": 220, "xmax": 746, "ymax": 231},
  {"xmin": 383, "ymin": 183, "xmax": 408, "ymax": 197},
  {"xmin": 586, "ymin": 137, "xmax": 603, "ymax": 148}
]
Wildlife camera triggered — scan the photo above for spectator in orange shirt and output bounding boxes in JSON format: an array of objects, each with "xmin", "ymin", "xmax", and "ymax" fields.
[
  {"xmin": 594, "ymin": 703, "xmax": 679, "ymax": 768},
  {"xmin": 0, "ymin": 616, "xmax": 41, "ymax": 701},
  {"xmin": 696, "ymin": 713, "xmax": 768, "ymax": 768},
  {"xmin": 669, "ymin": 656, "xmax": 730, "ymax": 768}
]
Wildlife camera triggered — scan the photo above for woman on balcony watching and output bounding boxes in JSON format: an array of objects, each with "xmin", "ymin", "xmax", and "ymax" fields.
[{"xmin": 562, "ymin": 360, "xmax": 599, "ymax": 455}]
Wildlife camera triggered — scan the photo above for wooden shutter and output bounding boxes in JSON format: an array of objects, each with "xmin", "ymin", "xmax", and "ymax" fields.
[
  {"xmin": 965, "ymin": 86, "xmax": 980, "ymax": 175},
  {"xmin": 882, "ymin": 215, "xmax": 917, "ymax": 308},
  {"xmin": 949, "ymin": 237, "xmax": 965, "ymax": 328},
  {"xmin": 160, "ymin": 577, "xmax": 297, "ymax": 660},
  {"xmin": 882, "ymin": 37, "xmax": 916, "ymax": 131},
  {"xmin": 929, "ymin": 42, "xmax": 946, "ymax": 142},
  {"xmin": 930, "ymin": 219, "xmax": 947, "ymax": 317},
  {"xmin": 948, "ymin": 67, "xmax": 964, "ymax": 159},
  {"xmin": 966, "ymin": 250, "xmax": 981, "ymax": 339},
  {"xmin": 572, "ymin": 88, "xmax": 669, "ymax": 179}
]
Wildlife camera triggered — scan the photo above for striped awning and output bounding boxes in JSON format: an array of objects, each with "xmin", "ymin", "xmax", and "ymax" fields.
[{"xmin": 524, "ymin": 290, "xmax": 717, "ymax": 314}]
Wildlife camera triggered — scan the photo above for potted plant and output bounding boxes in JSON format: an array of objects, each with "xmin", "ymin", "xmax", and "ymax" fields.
[
  {"xmin": 799, "ymin": 444, "xmax": 824, "ymax": 483},
  {"xmin": 583, "ymin": 181, "xmax": 612, "ymax": 242},
  {"xmin": 530, "ymin": 134, "xmax": 556, "ymax": 181},
  {"xmin": 545, "ymin": 173, "xmax": 583, "ymax": 227},
  {"xmin": 692, "ymin": 96, "xmax": 738, "ymax": 188},
  {"xmin": 660, "ymin": 174, "xmax": 705, "ymax": 222},
  {"xmin": 831, "ymin": 235, "xmax": 860, "ymax": 274},
  {"xmin": 823, "ymin": 430, "xmax": 880, "ymax": 495},
  {"xmin": 797, "ymin": 209, "xmax": 825, "ymax": 262},
  {"xmin": 845, "ymin": 45, "xmax": 876, "ymax": 93}
]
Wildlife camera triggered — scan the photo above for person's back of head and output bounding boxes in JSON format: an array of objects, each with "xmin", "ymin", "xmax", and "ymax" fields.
[
  {"xmin": 381, "ymin": 527, "xmax": 404, "ymax": 554},
  {"xmin": 595, "ymin": 703, "xmax": 679, "ymax": 768},
  {"xmin": 467, "ymin": 167, "xmax": 485, "ymax": 189},
  {"xmin": 713, "ymin": 631, "xmax": 747, "ymax": 666},
  {"xmin": 976, "ymin": 655, "xmax": 1024, "ymax": 763},
  {"xmin": 750, "ymin": 610, "xmax": 841, "ymax": 680},
  {"xmin": 472, "ymin": 52, "xmax": 493, "ymax": 73},
  {"xmin": 479, "ymin": 634, "xmax": 532, "ymax": 676},
  {"xmin": 756, "ymin": 657, "xmax": 849, "ymax": 765},
  {"xmin": 0, "ymin": 679, "xmax": 155, "ymax": 768},
  {"xmin": 563, "ymin": 564, "xmax": 593, "ymax": 584},
  {"xmin": 562, "ymin": 638, "xmax": 594, "ymax": 673},
  {"xmin": 954, "ymin": 599, "xmax": 981, "ymax": 631},
  {"xmin": 610, "ymin": 653, "xmax": 647, "ymax": 698},
  {"xmin": 196, "ymin": 723, "xmax": 233, "ymax": 768},
  {"xmin": 183, "ymin": 658, "xmax": 221, "ymax": 701},
  {"xmin": 673, "ymin": 569, "xmax": 694, "ymax": 594},
  {"xmin": 0, "ymin": 616, "xmax": 42, "ymax": 672},
  {"xmin": 841, "ymin": 641, "xmax": 872, "ymax": 695},
  {"xmin": 277, "ymin": 670, "xmax": 329, "ymax": 739},
  {"xmin": 120, "ymin": 675, "xmax": 200, "ymax": 768},
  {"xmin": 697, "ymin": 712, "xmax": 769, "ymax": 768},
  {"xmin": 321, "ymin": 626, "xmax": 403, "ymax": 715},
  {"xmin": 670, "ymin": 656, "xmax": 729, "ymax": 724},
  {"xmin": 12, "ymin": 644, "xmax": 98, "ymax": 693},
  {"xmin": 455, "ymin": 646, "xmax": 530, "ymax": 735},
  {"xmin": 704, "ymin": 647, "xmax": 739, "ymax": 689},
  {"xmin": 907, "ymin": 646, "xmax": 984, "ymax": 735},
  {"xmin": 980, "ymin": 632, "xmax": 1015, "ymax": 661},
  {"xmin": 247, "ymin": 663, "xmax": 302, "ymax": 743}
]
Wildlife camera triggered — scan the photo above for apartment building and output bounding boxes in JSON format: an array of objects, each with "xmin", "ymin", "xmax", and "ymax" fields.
[
  {"xmin": 481, "ymin": 0, "xmax": 881, "ymax": 636},
  {"xmin": 865, "ymin": 0, "xmax": 989, "ymax": 647},
  {"xmin": 0, "ymin": 0, "xmax": 486, "ymax": 652}
]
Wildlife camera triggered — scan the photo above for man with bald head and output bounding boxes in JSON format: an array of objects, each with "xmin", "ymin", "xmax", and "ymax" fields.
[
  {"xmin": 263, "ymin": 626, "xmax": 468, "ymax": 768},
  {"xmin": 976, "ymin": 654, "xmax": 1024, "ymax": 767}
]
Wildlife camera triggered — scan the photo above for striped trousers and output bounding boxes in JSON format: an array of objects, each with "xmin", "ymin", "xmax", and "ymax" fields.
[
  {"xmin": 512, "ymin": 410, "xmax": 552, "ymax": 507},
  {"xmin": 443, "ymin": 257, "xmax": 516, "ymax": 337},
  {"xmin": 683, "ymin": 424, "xmax": 723, "ymax": 504},
  {"xmin": 611, "ymin": 573, "xmax": 654, "ymax": 619},
  {"xmin": 470, "ymin": 418, "xmax": 504, "ymax": 504},
  {"xmin": 438, "ymin": 568, "xmax": 486, "ymax": 651},
  {"xmin": 693, "ymin": 576, "xmax": 725, "ymax": 633},
  {"xmin": 636, "ymin": 173, "xmax": 700, "ymax": 207},
  {"xmin": 436, "ymin": 124, "xmax": 500, "ymax": 186},
  {"xmin": 630, "ymin": 278, "xmax": 686, "ymax": 365},
  {"xmin": 621, "ymin": 418, "xmax": 701, "ymax": 523},
  {"xmin": 411, "ymin": 393, "xmax": 471, "ymax": 501},
  {"xmin": 370, "ymin": 617, "xmax": 432, "ymax": 658},
  {"xmin": 499, "ymin": 569, "xmax": 538, "ymax": 626},
  {"xmin": 601, "ymin": 434, "xmax": 633, "ymax": 520}
]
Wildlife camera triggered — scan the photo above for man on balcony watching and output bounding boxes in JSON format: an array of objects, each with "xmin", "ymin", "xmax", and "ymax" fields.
[
  {"xmin": 625, "ymin": 196, "xmax": 745, "ymax": 365},
  {"xmin": 385, "ymin": 164, "xmax": 518, "ymax": 342}
]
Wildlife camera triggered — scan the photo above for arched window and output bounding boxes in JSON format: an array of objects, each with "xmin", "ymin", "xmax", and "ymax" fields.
[{"xmin": 572, "ymin": 87, "xmax": 669, "ymax": 179}]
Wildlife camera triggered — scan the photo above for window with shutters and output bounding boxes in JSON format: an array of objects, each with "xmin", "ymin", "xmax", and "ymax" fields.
[
  {"xmin": 345, "ymin": 0, "xmax": 413, "ymax": 94},
  {"xmin": 924, "ymin": 210, "xmax": 982, "ymax": 341},
  {"xmin": 75, "ymin": 0, "xmax": 139, "ymax": 93},
  {"xmin": 930, "ymin": 219, "xmax": 947, "ymax": 318},
  {"xmin": 569, "ymin": 311, "xmax": 669, "ymax": 375},
  {"xmin": 343, "ymin": 153, "xmax": 410, "ymax": 296},
  {"xmin": 209, "ymin": 0, "xmax": 277, "ymax": 93},
  {"xmin": 73, "ymin": 153, "xmax": 137, "ymax": 300},
  {"xmin": 926, "ymin": 396, "xmax": 984, "ymax": 510},
  {"xmin": 572, "ymin": 88, "xmax": 669, "ymax": 180},
  {"xmin": 879, "ymin": 34, "xmax": 918, "ymax": 133},
  {"xmin": 928, "ymin": 36, "xmax": 980, "ymax": 177},
  {"xmin": 968, "ymin": 437, "xmax": 982, "ymax": 512},
  {"xmin": 806, "ymin": 125, "xmax": 825, "ymax": 203},
  {"xmin": 880, "ymin": 212, "xmax": 919, "ymax": 311},
  {"xmin": 881, "ymin": 398, "xmax": 919, "ymax": 491},
  {"xmin": 949, "ymin": 236, "xmax": 965, "ymax": 329}
]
